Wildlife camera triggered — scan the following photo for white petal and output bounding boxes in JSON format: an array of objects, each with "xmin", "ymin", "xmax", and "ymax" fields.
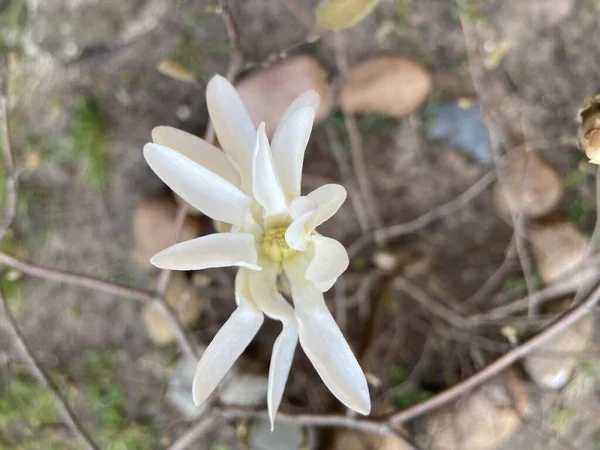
[
  {"xmin": 306, "ymin": 184, "xmax": 347, "ymax": 231},
  {"xmin": 252, "ymin": 123, "xmax": 288, "ymax": 217},
  {"xmin": 267, "ymin": 324, "xmax": 298, "ymax": 430},
  {"xmin": 206, "ymin": 75, "xmax": 256, "ymax": 181},
  {"xmin": 150, "ymin": 233, "xmax": 261, "ymax": 271},
  {"xmin": 305, "ymin": 235, "xmax": 349, "ymax": 291},
  {"xmin": 285, "ymin": 209, "xmax": 316, "ymax": 251},
  {"xmin": 152, "ymin": 126, "xmax": 240, "ymax": 186},
  {"xmin": 144, "ymin": 143, "xmax": 250, "ymax": 225},
  {"xmin": 271, "ymin": 107, "xmax": 315, "ymax": 198},
  {"xmin": 273, "ymin": 90, "xmax": 320, "ymax": 141},
  {"xmin": 288, "ymin": 196, "xmax": 317, "ymax": 219},
  {"xmin": 284, "ymin": 259, "xmax": 371, "ymax": 415},
  {"xmin": 192, "ymin": 301, "xmax": 263, "ymax": 405},
  {"xmin": 247, "ymin": 264, "xmax": 298, "ymax": 429}
]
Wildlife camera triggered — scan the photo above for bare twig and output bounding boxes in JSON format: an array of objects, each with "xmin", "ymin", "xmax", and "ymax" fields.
[
  {"xmin": 167, "ymin": 415, "xmax": 218, "ymax": 450},
  {"xmin": 394, "ymin": 277, "xmax": 469, "ymax": 329},
  {"xmin": 333, "ymin": 34, "xmax": 382, "ymax": 230},
  {"xmin": 0, "ymin": 60, "xmax": 18, "ymax": 241},
  {"xmin": 347, "ymin": 171, "xmax": 495, "ymax": 258},
  {"xmin": 326, "ymin": 125, "xmax": 371, "ymax": 232},
  {"xmin": 388, "ymin": 281, "xmax": 600, "ymax": 425},
  {"xmin": 0, "ymin": 252, "xmax": 152, "ymax": 303},
  {"xmin": 0, "ymin": 291, "xmax": 99, "ymax": 450}
]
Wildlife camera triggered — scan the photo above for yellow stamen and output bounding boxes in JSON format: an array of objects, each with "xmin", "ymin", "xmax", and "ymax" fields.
[{"xmin": 262, "ymin": 226, "xmax": 297, "ymax": 262}]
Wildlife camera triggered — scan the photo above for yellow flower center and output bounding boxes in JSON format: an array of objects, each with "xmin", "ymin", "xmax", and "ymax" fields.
[{"xmin": 262, "ymin": 226, "xmax": 297, "ymax": 262}]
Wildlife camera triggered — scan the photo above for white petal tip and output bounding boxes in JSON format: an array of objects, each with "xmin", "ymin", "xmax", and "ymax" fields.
[{"xmin": 350, "ymin": 392, "xmax": 371, "ymax": 415}]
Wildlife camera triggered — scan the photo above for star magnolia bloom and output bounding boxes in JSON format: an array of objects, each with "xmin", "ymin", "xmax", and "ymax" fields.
[{"xmin": 143, "ymin": 75, "xmax": 370, "ymax": 427}]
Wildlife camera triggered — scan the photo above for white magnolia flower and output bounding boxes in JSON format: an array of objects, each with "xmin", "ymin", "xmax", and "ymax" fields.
[{"xmin": 143, "ymin": 74, "xmax": 370, "ymax": 427}]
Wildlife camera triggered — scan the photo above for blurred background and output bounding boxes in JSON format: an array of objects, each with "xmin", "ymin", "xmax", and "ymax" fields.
[{"xmin": 1, "ymin": 0, "xmax": 600, "ymax": 448}]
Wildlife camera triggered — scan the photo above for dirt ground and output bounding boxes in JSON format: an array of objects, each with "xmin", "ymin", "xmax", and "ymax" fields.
[{"xmin": 1, "ymin": 0, "xmax": 600, "ymax": 449}]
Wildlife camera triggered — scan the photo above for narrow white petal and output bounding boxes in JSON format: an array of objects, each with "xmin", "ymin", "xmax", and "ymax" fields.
[
  {"xmin": 267, "ymin": 323, "xmax": 298, "ymax": 430},
  {"xmin": 150, "ymin": 233, "xmax": 261, "ymax": 271},
  {"xmin": 285, "ymin": 209, "xmax": 316, "ymax": 251},
  {"xmin": 206, "ymin": 75, "xmax": 256, "ymax": 181},
  {"xmin": 192, "ymin": 301, "xmax": 263, "ymax": 404},
  {"xmin": 252, "ymin": 123, "xmax": 288, "ymax": 216},
  {"xmin": 271, "ymin": 107, "xmax": 315, "ymax": 198},
  {"xmin": 305, "ymin": 235, "xmax": 349, "ymax": 291},
  {"xmin": 144, "ymin": 143, "xmax": 250, "ymax": 225},
  {"xmin": 306, "ymin": 184, "xmax": 347, "ymax": 231},
  {"xmin": 273, "ymin": 90, "xmax": 320, "ymax": 141},
  {"xmin": 152, "ymin": 126, "xmax": 240, "ymax": 186},
  {"xmin": 284, "ymin": 259, "xmax": 371, "ymax": 415},
  {"xmin": 247, "ymin": 263, "xmax": 298, "ymax": 429}
]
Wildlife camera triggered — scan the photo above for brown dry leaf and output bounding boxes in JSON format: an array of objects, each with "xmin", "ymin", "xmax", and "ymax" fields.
[
  {"xmin": 143, "ymin": 272, "xmax": 205, "ymax": 345},
  {"xmin": 156, "ymin": 59, "xmax": 197, "ymax": 84},
  {"xmin": 316, "ymin": 0, "xmax": 380, "ymax": 31},
  {"xmin": 236, "ymin": 56, "xmax": 333, "ymax": 135},
  {"xmin": 340, "ymin": 57, "xmax": 431, "ymax": 117}
]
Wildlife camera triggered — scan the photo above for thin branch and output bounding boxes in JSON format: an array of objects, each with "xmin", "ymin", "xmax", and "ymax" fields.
[
  {"xmin": 0, "ymin": 291, "xmax": 99, "ymax": 450},
  {"xmin": 326, "ymin": 125, "xmax": 371, "ymax": 232},
  {"xmin": 387, "ymin": 280, "xmax": 600, "ymax": 426},
  {"xmin": 167, "ymin": 415, "xmax": 218, "ymax": 450},
  {"xmin": 0, "ymin": 252, "xmax": 152, "ymax": 303},
  {"xmin": 394, "ymin": 277, "xmax": 469, "ymax": 329},
  {"xmin": 333, "ymin": 34, "xmax": 382, "ymax": 230},
  {"xmin": 347, "ymin": 171, "xmax": 495, "ymax": 258},
  {"xmin": 214, "ymin": 407, "xmax": 417, "ymax": 448},
  {"xmin": 0, "ymin": 59, "xmax": 18, "ymax": 241},
  {"xmin": 376, "ymin": 171, "xmax": 495, "ymax": 242}
]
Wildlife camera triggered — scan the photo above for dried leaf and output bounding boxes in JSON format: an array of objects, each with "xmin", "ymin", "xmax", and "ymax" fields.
[
  {"xmin": 156, "ymin": 59, "xmax": 197, "ymax": 84},
  {"xmin": 316, "ymin": 0, "xmax": 380, "ymax": 31}
]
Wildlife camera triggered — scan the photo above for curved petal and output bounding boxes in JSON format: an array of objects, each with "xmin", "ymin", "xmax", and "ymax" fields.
[
  {"xmin": 306, "ymin": 184, "xmax": 347, "ymax": 231},
  {"xmin": 192, "ymin": 299, "xmax": 263, "ymax": 405},
  {"xmin": 247, "ymin": 263, "xmax": 298, "ymax": 429},
  {"xmin": 271, "ymin": 107, "xmax": 315, "ymax": 199},
  {"xmin": 288, "ymin": 196, "xmax": 317, "ymax": 219},
  {"xmin": 305, "ymin": 235, "xmax": 349, "ymax": 291},
  {"xmin": 150, "ymin": 233, "xmax": 261, "ymax": 271},
  {"xmin": 152, "ymin": 126, "xmax": 240, "ymax": 186},
  {"xmin": 284, "ymin": 258, "xmax": 371, "ymax": 415},
  {"xmin": 252, "ymin": 123, "xmax": 288, "ymax": 217},
  {"xmin": 144, "ymin": 143, "xmax": 250, "ymax": 226},
  {"xmin": 273, "ymin": 90, "xmax": 320, "ymax": 141},
  {"xmin": 285, "ymin": 208, "xmax": 316, "ymax": 251},
  {"xmin": 206, "ymin": 75, "xmax": 256, "ymax": 184}
]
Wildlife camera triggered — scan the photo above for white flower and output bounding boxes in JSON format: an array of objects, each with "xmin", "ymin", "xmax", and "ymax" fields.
[{"xmin": 143, "ymin": 75, "xmax": 370, "ymax": 427}]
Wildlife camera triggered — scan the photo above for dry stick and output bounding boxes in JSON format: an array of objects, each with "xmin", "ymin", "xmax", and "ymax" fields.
[
  {"xmin": 326, "ymin": 125, "xmax": 371, "ymax": 232},
  {"xmin": 167, "ymin": 415, "xmax": 218, "ymax": 450},
  {"xmin": 466, "ymin": 262, "xmax": 600, "ymax": 326},
  {"xmin": 333, "ymin": 33, "xmax": 382, "ymax": 230},
  {"xmin": 394, "ymin": 277, "xmax": 469, "ymax": 329},
  {"xmin": 0, "ymin": 63, "xmax": 17, "ymax": 241},
  {"xmin": 347, "ymin": 171, "xmax": 496, "ymax": 258},
  {"xmin": 0, "ymin": 252, "xmax": 152, "ymax": 303},
  {"xmin": 457, "ymin": 16, "xmax": 541, "ymax": 316},
  {"xmin": 388, "ymin": 281, "xmax": 600, "ymax": 426},
  {"xmin": 0, "ymin": 292, "xmax": 99, "ymax": 450}
]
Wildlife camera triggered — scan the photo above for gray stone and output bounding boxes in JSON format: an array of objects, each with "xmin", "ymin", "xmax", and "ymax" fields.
[
  {"xmin": 250, "ymin": 418, "xmax": 316, "ymax": 450},
  {"xmin": 427, "ymin": 102, "xmax": 493, "ymax": 165}
]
